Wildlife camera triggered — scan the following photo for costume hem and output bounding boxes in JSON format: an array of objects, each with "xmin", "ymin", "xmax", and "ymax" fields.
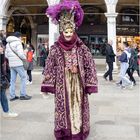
[
  {"xmin": 41, "ymin": 85, "xmax": 55, "ymax": 93},
  {"xmin": 85, "ymin": 86, "xmax": 98, "ymax": 94},
  {"xmin": 55, "ymin": 129, "xmax": 89, "ymax": 140}
]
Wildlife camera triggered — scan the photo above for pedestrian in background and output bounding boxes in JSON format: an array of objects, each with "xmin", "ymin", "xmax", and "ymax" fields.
[
  {"xmin": 0, "ymin": 38, "xmax": 18, "ymax": 117},
  {"xmin": 26, "ymin": 43, "xmax": 34, "ymax": 85},
  {"xmin": 103, "ymin": 40, "xmax": 116, "ymax": 81},
  {"xmin": 0, "ymin": 30, "xmax": 11, "ymax": 81},
  {"xmin": 117, "ymin": 42, "xmax": 133, "ymax": 89},
  {"xmin": 137, "ymin": 46, "xmax": 140, "ymax": 76},
  {"xmin": 5, "ymin": 31, "xmax": 32, "ymax": 101},
  {"xmin": 40, "ymin": 43, "xmax": 49, "ymax": 68},
  {"xmin": 127, "ymin": 43, "xmax": 139, "ymax": 85}
]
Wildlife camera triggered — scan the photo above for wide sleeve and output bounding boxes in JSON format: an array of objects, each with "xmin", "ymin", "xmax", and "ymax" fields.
[
  {"xmin": 83, "ymin": 45, "xmax": 98, "ymax": 94},
  {"xmin": 41, "ymin": 45, "xmax": 56, "ymax": 93}
]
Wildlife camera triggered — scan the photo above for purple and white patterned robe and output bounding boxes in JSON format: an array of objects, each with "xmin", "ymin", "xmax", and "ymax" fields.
[{"xmin": 41, "ymin": 39, "xmax": 98, "ymax": 140}]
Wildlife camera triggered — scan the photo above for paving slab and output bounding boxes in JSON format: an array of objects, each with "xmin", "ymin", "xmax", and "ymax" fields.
[{"xmin": 0, "ymin": 68, "xmax": 139, "ymax": 140}]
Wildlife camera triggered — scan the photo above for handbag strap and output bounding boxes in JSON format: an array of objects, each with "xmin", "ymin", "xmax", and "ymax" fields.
[{"xmin": 8, "ymin": 43, "xmax": 23, "ymax": 61}]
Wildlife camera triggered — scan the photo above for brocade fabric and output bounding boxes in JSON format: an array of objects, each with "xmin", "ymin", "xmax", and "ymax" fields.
[{"xmin": 41, "ymin": 38, "xmax": 98, "ymax": 140}]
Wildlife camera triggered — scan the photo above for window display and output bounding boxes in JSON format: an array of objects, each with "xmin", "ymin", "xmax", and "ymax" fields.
[
  {"xmin": 37, "ymin": 34, "xmax": 49, "ymax": 66},
  {"xmin": 89, "ymin": 35, "xmax": 107, "ymax": 56}
]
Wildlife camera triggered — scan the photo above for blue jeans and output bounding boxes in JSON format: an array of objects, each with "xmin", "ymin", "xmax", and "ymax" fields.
[
  {"xmin": 120, "ymin": 62, "xmax": 131, "ymax": 86},
  {"xmin": 10, "ymin": 66, "xmax": 26, "ymax": 98},
  {"xmin": 0, "ymin": 88, "xmax": 9, "ymax": 112}
]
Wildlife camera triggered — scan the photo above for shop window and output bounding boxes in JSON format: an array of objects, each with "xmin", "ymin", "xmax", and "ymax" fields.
[
  {"xmin": 37, "ymin": 34, "xmax": 49, "ymax": 66},
  {"xmin": 120, "ymin": 8, "xmax": 138, "ymax": 24},
  {"xmin": 122, "ymin": 15, "xmax": 136, "ymax": 23},
  {"xmin": 83, "ymin": 6, "xmax": 103, "ymax": 25},
  {"xmin": 79, "ymin": 35, "xmax": 88, "ymax": 45},
  {"xmin": 89, "ymin": 35, "xmax": 107, "ymax": 56}
]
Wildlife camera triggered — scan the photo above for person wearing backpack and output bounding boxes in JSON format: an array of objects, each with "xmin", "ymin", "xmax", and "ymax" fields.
[{"xmin": 118, "ymin": 42, "xmax": 133, "ymax": 89}]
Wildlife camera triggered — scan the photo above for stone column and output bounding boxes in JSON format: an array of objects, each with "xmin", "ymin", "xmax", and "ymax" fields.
[
  {"xmin": 47, "ymin": 0, "xmax": 60, "ymax": 48},
  {"xmin": 105, "ymin": 0, "xmax": 118, "ymax": 72},
  {"xmin": 0, "ymin": 0, "xmax": 10, "ymax": 30},
  {"xmin": 48, "ymin": 18, "xmax": 59, "ymax": 47},
  {"xmin": 0, "ymin": 15, "xmax": 8, "ymax": 31},
  {"xmin": 105, "ymin": 13, "xmax": 118, "ymax": 54},
  {"xmin": 105, "ymin": 13, "xmax": 118, "ymax": 72}
]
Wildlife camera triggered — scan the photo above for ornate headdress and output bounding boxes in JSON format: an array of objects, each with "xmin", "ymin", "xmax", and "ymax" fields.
[{"xmin": 46, "ymin": 0, "xmax": 84, "ymax": 32}]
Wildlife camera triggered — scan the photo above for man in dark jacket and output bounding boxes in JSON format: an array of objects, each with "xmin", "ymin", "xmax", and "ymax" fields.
[{"xmin": 103, "ymin": 40, "xmax": 116, "ymax": 81}]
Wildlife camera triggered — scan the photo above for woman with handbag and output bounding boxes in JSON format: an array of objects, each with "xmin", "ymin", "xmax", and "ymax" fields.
[{"xmin": 0, "ymin": 39, "xmax": 18, "ymax": 117}]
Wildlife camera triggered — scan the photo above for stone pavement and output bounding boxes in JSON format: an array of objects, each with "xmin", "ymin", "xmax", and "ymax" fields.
[{"xmin": 0, "ymin": 66, "xmax": 139, "ymax": 140}]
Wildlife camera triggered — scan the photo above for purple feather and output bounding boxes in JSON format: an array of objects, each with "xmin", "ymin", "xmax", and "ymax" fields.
[{"xmin": 46, "ymin": 0, "xmax": 84, "ymax": 27}]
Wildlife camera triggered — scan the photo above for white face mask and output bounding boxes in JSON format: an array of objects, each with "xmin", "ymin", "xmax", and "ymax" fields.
[{"xmin": 63, "ymin": 28, "xmax": 74, "ymax": 41}]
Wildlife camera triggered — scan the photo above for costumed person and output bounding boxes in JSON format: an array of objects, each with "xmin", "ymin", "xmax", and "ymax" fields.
[{"xmin": 41, "ymin": 0, "xmax": 98, "ymax": 140}]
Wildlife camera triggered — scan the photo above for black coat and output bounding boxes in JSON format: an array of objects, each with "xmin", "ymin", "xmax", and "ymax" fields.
[
  {"xmin": 0, "ymin": 53, "xmax": 5, "ymax": 86},
  {"xmin": 129, "ymin": 48, "xmax": 139, "ymax": 70},
  {"xmin": 105, "ymin": 44, "xmax": 115, "ymax": 63}
]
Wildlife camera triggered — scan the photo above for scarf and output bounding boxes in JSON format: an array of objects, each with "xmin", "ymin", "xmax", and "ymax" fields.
[{"xmin": 58, "ymin": 33, "xmax": 78, "ymax": 51}]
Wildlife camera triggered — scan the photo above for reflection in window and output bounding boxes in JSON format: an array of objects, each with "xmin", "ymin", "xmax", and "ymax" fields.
[
  {"xmin": 121, "ymin": 8, "xmax": 138, "ymax": 24},
  {"xmin": 89, "ymin": 35, "xmax": 107, "ymax": 56},
  {"xmin": 122, "ymin": 15, "xmax": 134, "ymax": 22}
]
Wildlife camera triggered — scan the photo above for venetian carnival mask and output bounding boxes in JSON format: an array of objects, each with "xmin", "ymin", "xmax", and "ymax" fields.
[
  {"xmin": 46, "ymin": 0, "xmax": 84, "ymax": 33},
  {"xmin": 63, "ymin": 28, "xmax": 74, "ymax": 41}
]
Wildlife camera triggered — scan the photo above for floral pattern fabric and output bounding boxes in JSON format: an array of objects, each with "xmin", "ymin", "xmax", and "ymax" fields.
[{"xmin": 41, "ymin": 39, "xmax": 98, "ymax": 140}]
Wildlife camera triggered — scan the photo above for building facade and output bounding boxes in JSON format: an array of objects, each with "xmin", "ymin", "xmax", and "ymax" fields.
[{"xmin": 0, "ymin": 0, "xmax": 139, "ymax": 65}]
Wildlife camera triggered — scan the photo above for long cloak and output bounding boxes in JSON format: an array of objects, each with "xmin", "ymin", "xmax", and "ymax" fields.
[{"xmin": 41, "ymin": 38, "xmax": 98, "ymax": 140}]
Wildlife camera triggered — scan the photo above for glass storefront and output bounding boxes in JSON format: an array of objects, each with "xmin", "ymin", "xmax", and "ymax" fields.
[
  {"xmin": 79, "ymin": 35, "xmax": 107, "ymax": 57},
  {"xmin": 37, "ymin": 34, "xmax": 49, "ymax": 66}
]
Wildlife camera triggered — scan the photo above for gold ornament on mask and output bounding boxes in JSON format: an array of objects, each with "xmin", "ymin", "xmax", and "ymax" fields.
[{"xmin": 59, "ymin": 8, "xmax": 75, "ymax": 32}]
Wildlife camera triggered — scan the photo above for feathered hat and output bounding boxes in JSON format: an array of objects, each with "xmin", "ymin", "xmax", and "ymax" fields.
[{"xmin": 46, "ymin": 0, "xmax": 84, "ymax": 32}]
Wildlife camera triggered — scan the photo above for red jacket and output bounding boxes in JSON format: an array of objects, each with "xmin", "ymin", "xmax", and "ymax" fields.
[{"xmin": 27, "ymin": 51, "xmax": 33, "ymax": 62}]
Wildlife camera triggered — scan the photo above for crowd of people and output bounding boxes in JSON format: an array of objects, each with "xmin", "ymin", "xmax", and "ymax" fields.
[
  {"xmin": 103, "ymin": 39, "xmax": 140, "ymax": 90},
  {"xmin": 116, "ymin": 42, "xmax": 140, "ymax": 88},
  {"xmin": 0, "ymin": 29, "xmax": 50, "ymax": 118},
  {"xmin": 0, "ymin": 30, "xmax": 35, "ymax": 117},
  {"xmin": 0, "ymin": 32, "xmax": 18, "ymax": 117}
]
